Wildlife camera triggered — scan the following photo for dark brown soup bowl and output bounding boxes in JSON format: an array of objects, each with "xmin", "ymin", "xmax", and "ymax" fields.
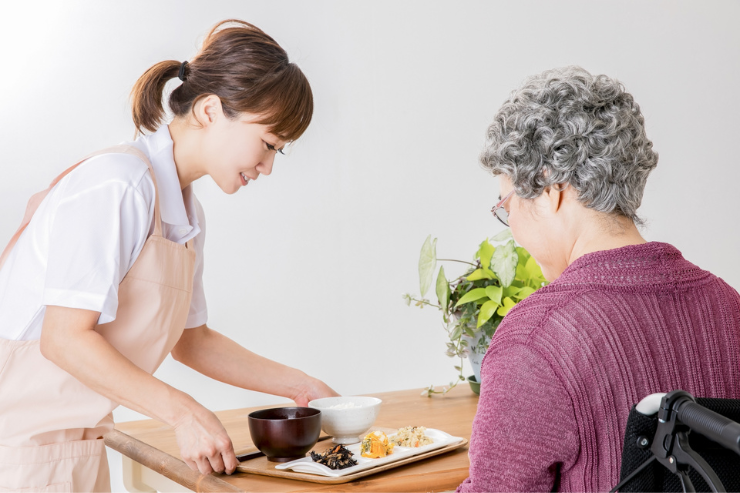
[{"xmin": 248, "ymin": 407, "xmax": 322, "ymax": 462}]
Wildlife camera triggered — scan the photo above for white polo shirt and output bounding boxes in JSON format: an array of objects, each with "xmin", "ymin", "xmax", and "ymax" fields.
[{"xmin": 0, "ymin": 125, "xmax": 207, "ymax": 341}]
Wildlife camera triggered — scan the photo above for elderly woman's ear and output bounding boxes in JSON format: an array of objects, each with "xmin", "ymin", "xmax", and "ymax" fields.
[{"xmin": 544, "ymin": 183, "xmax": 569, "ymax": 215}]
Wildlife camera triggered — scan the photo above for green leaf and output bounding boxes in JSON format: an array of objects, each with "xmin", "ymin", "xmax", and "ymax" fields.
[
  {"xmin": 497, "ymin": 297, "xmax": 517, "ymax": 316},
  {"xmin": 515, "ymin": 246, "xmax": 530, "ymax": 263},
  {"xmin": 515, "ymin": 250, "xmax": 529, "ymax": 280},
  {"xmin": 476, "ymin": 240, "xmax": 494, "ymax": 270},
  {"xmin": 450, "ymin": 324, "xmax": 463, "ymax": 341},
  {"xmin": 514, "ymin": 286, "xmax": 536, "ymax": 300},
  {"xmin": 516, "ymin": 262, "xmax": 528, "ymax": 281},
  {"xmin": 491, "ymin": 229, "xmax": 513, "ymax": 242},
  {"xmin": 503, "ymin": 285, "xmax": 521, "ymax": 298},
  {"xmin": 466, "ymin": 268, "xmax": 495, "ymax": 281},
  {"xmin": 418, "ymin": 235, "xmax": 437, "ymax": 297},
  {"xmin": 485, "ymin": 285, "xmax": 503, "ymax": 305},
  {"xmin": 435, "ymin": 266, "xmax": 450, "ymax": 310},
  {"xmin": 477, "ymin": 300, "xmax": 498, "ymax": 328},
  {"xmin": 455, "ymin": 288, "xmax": 488, "ymax": 307},
  {"xmin": 525, "ymin": 255, "xmax": 544, "ymax": 279},
  {"xmin": 490, "ymin": 240, "xmax": 518, "ymax": 287}
]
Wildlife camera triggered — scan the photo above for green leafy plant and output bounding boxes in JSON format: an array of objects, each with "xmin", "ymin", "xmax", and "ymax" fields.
[{"xmin": 404, "ymin": 230, "xmax": 548, "ymax": 396}]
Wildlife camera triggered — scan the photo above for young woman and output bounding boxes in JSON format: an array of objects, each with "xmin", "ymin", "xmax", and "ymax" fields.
[{"xmin": 0, "ymin": 19, "xmax": 337, "ymax": 492}]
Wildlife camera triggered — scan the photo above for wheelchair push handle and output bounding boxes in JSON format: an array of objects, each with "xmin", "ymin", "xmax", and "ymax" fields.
[{"xmin": 677, "ymin": 400, "xmax": 740, "ymax": 455}]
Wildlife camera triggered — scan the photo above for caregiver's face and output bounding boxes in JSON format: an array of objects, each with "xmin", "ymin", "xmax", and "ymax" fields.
[
  {"xmin": 498, "ymin": 175, "xmax": 561, "ymax": 282},
  {"xmin": 203, "ymin": 112, "xmax": 286, "ymax": 195}
]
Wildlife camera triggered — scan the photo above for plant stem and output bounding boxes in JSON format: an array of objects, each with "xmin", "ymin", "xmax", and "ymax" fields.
[
  {"xmin": 438, "ymin": 259, "xmax": 477, "ymax": 267},
  {"xmin": 409, "ymin": 297, "xmax": 442, "ymax": 309},
  {"xmin": 451, "ymin": 273, "xmax": 468, "ymax": 283},
  {"xmin": 425, "ymin": 326, "xmax": 467, "ymax": 397}
]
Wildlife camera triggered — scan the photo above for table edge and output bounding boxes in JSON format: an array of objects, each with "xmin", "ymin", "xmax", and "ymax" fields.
[{"xmin": 104, "ymin": 429, "xmax": 244, "ymax": 493}]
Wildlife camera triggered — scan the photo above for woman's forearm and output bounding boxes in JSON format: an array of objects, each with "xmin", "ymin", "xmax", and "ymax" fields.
[
  {"xmin": 40, "ymin": 305, "xmax": 196, "ymax": 427},
  {"xmin": 171, "ymin": 325, "xmax": 307, "ymax": 399}
]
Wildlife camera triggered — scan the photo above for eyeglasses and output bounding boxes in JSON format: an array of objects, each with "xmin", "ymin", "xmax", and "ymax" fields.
[{"xmin": 491, "ymin": 190, "xmax": 515, "ymax": 227}]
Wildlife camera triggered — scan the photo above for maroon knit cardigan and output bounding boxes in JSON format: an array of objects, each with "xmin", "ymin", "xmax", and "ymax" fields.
[{"xmin": 457, "ymin": 242, "xmax": 740, "ymax": 492}]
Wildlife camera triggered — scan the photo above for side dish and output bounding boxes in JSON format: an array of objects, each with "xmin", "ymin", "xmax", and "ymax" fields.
[
  {"xmin": 310, "ymin": 445, "xmax": 358, "ymax": 470},
  {"xmin": 390, "ymin": 426, "xmax": 434, "ymax": 448},
  {"xmin": 360, "ymin": 430, "xmax": 394, "ymax": 458}
]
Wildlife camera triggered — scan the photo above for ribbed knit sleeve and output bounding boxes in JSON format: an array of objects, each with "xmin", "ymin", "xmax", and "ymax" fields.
[{"xmin": 457, "ymin": 344, "xmax": 579, "ymax": 492}]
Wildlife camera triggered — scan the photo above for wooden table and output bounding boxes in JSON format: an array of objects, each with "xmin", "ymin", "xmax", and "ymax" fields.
[{"xmin": 106, "ymin": 385, "xmax": 479, "ymax": 492}]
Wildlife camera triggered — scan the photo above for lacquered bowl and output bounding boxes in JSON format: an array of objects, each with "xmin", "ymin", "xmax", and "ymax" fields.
[
  {"xmin": 247, "ymin": 407, "xmax": 322, "ymax": 462},
  {"xmin": 308, "ymin": 396, "xmax": 381, "ymax": 444}
]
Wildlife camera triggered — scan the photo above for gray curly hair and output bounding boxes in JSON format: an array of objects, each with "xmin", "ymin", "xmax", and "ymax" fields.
[{"xmin": 481, "ymin": 66, "xmax": 658, "ymax": 225}]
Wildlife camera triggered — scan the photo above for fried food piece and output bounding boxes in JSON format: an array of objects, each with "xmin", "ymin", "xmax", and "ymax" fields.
[{"xmin": 360, "ymin": 430, "xmax": 394, "ymax": 458}]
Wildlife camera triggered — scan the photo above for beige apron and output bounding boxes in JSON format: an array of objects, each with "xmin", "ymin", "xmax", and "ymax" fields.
[{"xmin": 0, "ymin": 145, "xmax": 196, "ymax": 492}]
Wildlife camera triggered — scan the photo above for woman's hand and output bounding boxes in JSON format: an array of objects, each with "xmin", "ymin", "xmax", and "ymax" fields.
[
  {"xmin": 173, "ymin": 402, "xmax": 238, "ymax": 475},
  {"xmin": 291, "ymin": 376, "xmax": 340, "ymax": 407},
  {"xmin": 38, "ymin": 307, "xmax": 236, "ymax": 477}
]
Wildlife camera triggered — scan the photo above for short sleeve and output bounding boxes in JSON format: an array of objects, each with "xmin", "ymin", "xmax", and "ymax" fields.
[
  {"xmin": 42, "ymin": 155, "xmax": 153, "ymax": 324},
  {"xmin": 457, "ymin": 343, "xmax": 580, "ymax": 492},
  {"xmin": 184, "ymin": 196, "xmax": 207, "ymax": 328}
]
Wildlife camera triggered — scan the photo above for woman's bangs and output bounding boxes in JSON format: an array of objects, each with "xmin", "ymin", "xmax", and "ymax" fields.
[{"xmin": 257, "ymin": 65, "xmax": 313, "ymax": 142}]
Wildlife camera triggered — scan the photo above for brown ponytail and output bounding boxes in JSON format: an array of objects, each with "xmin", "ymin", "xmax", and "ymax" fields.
[{"xmin": 130, "ymin": 19, "xmax": 313, "ymax": 141}]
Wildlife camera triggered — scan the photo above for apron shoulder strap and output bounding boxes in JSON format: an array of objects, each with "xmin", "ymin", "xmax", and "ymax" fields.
[{"xmin": 0, "ymin": 144, "xmax": 164, "ymax": 272}]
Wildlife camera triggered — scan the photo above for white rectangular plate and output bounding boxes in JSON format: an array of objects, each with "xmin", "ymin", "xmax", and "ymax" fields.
[{"xmin": 274, "ymin": 428, "xmax": 464, "ymax": 478}]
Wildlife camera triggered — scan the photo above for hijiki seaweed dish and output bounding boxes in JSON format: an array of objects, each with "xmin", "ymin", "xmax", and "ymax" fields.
[{"xmin": 310, "ymin": 445, "xmax": 358, "ymax": 470}]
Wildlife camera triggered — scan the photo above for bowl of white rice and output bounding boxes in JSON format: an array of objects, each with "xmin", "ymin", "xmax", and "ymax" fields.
[{"xmin": 307, "ymin": 396, "xmax": 382, "ymax": 444}]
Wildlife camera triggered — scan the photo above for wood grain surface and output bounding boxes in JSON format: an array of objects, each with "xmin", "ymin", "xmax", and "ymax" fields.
[
  {"xmin": 104, "ymin": 429, "xmax": 242, "ymax": 492},
  {"xmin": 109, "ymin": 385, "xmax": 479, "ymax": 492}
]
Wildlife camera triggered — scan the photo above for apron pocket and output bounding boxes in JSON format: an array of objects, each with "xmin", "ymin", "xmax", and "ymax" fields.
[{"xmin": 0, "ymin": 438, "xmax": 108, "ymax": 493}]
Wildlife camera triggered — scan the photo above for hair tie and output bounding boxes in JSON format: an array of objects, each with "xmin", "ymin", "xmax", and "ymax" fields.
[{"xmin": 178, "ymin": 61, "xmax": 189, "ymax": 81}]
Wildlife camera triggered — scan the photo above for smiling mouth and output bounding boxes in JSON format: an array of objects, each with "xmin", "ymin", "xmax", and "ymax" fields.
[{"xmin": 240, "ymin": 172, "xmax": 250, "ymax": 186}]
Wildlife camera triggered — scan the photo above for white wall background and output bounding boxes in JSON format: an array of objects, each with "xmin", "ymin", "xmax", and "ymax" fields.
[{"xmin": 1, "ymin": 1, "xmax": 738, "ymax": 491}]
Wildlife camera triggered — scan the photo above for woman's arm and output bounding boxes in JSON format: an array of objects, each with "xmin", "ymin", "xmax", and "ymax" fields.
[
  {"xmin": 171, "ymin": 325, "xmax": 339, "ymax": 405},
  {"xmin": 40, "ymin": 305, "xmax": 238, "ymax": 475},
  {"xmin": 456, "ymin": 344, "xmax": 579, "ymax": 492}
]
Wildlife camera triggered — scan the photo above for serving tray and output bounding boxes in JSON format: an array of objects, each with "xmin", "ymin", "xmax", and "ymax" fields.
[{"xmin": 235, "ymin": 427, "xmax": 467, "ymax": 484}]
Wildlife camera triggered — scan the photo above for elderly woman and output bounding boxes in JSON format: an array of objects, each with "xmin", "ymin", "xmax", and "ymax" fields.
[{"xmin": 457, "ymin": 67, "xmax": 740, "ymax": 492}]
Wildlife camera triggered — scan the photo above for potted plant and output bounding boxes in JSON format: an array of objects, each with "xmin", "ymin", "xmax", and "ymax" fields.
[{"xmin": 404, "ymin": 230, "xmax": 548, "ymax": 396}]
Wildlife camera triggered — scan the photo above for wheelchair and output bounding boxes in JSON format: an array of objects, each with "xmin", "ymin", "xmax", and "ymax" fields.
[{"xmin": 612, "ymin": 390, "xmax": 740, "ymax": 492}]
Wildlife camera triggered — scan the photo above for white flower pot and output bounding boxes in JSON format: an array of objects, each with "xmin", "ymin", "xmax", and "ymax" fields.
[{"xmin": 462, "ymin": 331, "xmax": 491, "ymax": 384}]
